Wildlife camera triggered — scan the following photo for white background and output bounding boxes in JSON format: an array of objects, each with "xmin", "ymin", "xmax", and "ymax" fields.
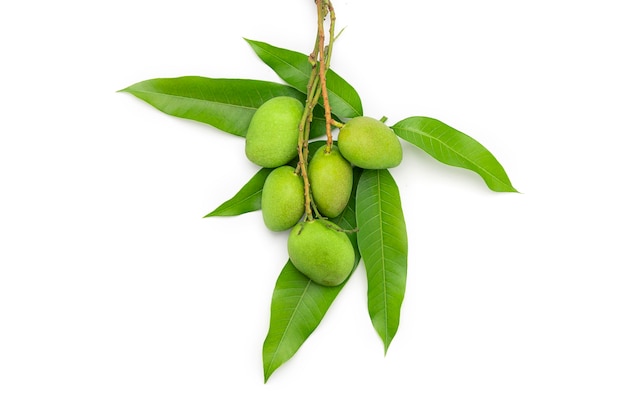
[{"xmin": 1, "ymin": 0, "xmax": 625, "ymax": 416}]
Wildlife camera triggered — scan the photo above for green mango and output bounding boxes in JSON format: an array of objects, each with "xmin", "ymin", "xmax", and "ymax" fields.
[
  {"xmin": 245, "ymin": 96, "xmax": 303, "ymax": 168},
  {"xmin": 308, "ymin": 145, "xmax": 353, "ymax": 218},
  {"xmin": 262, "ymin": 166, "xmax": 304, "ymax": 231},
  {"xmin": 337, "ymin": 116, "xmax": 403, "ymax": 169},
  {"xmin": 287, "ymin": 219, "xmax": 355, "ymax": 286}
]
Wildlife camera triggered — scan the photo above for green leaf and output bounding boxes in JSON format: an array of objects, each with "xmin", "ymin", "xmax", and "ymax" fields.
[
  {"xmin": 204, "ymin": 142, "xmax": 327, "ymax": 220},
  {"xmin": 262, "ymin": 262, "xmax": 345, "ymax": 383},
  {"xmin": 392, "ymin": 116, "xmax": 517, "ymax": 192},
  {"xmin": 356, "ymin": 169, "xmax": 408, "ymax": 354},
  {"xmin": 204, "ymin": 168, "xmax": 272, "ymax": 217},
  {"xmin": 262, "ymin": 169, "xmax": 361, "ymax": 382},
  {"xmin": 245, "ymin": 39, "xmax": 363, "ymax": 119},
  {"xmin": 120, "ymin": 76, "xmax": 327, "ymax": 138}
]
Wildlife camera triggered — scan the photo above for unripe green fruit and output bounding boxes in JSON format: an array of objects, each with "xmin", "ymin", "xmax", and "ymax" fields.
[
  {"xmin": 288, "ymin": 219, "xmax": 355, "ymax": 287},
  {"xmin": 262, "ymin": 166, "xmax": 304, "ymax": 232},
  {"xmin": 308, "ymin": 145, "xmax": 353, "ymax": 218},
  {"xmin": 245, "ymin": 96, "xmax": 304, "ymax": 168},
  {"xmin": 337, "ymin": 116, "xmax": 403, "ymax": 169}
]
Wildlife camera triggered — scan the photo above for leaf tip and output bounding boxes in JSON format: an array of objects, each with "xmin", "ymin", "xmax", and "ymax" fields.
[
  {"xmin": 263, "ymin": 366, "xmax": 275, "ymax": 384},
  {"xmin": 489, "ymin": 183, "xmax": 519, "ymax": 193},
  {"xmin": 243, "ymin": 37, "xmax": 258, "ymax": 48}
]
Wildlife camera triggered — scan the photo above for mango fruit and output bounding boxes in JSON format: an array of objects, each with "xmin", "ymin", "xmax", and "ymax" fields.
[
  {"xmin": 261, "ymin": 166, "xmax": 304, "ymax": 231},
  {"xmin": 337, "ymin": 116, "xmax": 403, "ymax": 169},
  {"xmin": 287, "ymin": 219, "xmax": 355, "ymax": 286},
  {"xmin": 308, "ymin": 145, "xmax": 353, "ymax": 218},
  {"xmin": 245, "ymin": 96, "xmax": 303, "ymax": 168}
]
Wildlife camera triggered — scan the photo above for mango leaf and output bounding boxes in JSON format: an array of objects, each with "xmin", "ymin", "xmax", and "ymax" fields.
[
  {"xmin": 262, "ymin": 262, "xmax": 345, "ymax": 382},
  {"xmin": 356, "ymin": 169, "xmax": 408, "ymax": 354},
  {"xmin": 204, "ymin": 140, "xmax": 328, "ymax": 218},
  {"xmin": 205, "ymin": 142, "xmax": 330, "ymax": 220},
  {"xmin": 262, "ymin": 169, "xmax": 361, "ymax": 382},
  {"xmin": 245, "ymin": 39, "xmax": 363, "ymax": 119},
  {"xmin": 392, "ymin": 117, "xmax": 517, "ymax": 192},
  {"xmin": 204, "ymin": 168, "xmax": 272, "ymax": 217},
  {"xmin": 120, "ymin": 76, "xmax": 327, "ymax": 138}
]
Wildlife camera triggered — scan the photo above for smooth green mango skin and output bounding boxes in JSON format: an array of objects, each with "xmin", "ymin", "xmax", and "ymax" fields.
[
  {"xmin": 288, "ymin": 220, "xmax": 355, "ymax": 286},
  {"xmin": 262, "ymin": 166, "xmax": 304, "ymax": 231},
  {"xmin": 245, "ymin": 97, "xmax": 304, "ymax": 168},
  {"xmin": 308, "ymin": 145, "xmax": 353, "ymax": 218},
  {"xmin": 337, "ymin": 116, "xmax": 403, "ymax": 169}
]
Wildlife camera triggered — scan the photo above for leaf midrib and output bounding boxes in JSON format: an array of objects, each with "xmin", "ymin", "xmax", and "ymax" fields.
[
  {"xmin": 374, "ymin": 171, "xmax": 390, "ymax": 349},
  {"xmin": 125, "ymin": 89, "xmax": 258, "ymax": 111},
  {"xmin": 395, "ymin": 122, "xmax": 511, "ymax": 189},
  {"xmin": 209, "ymin": 189, "xmax": 262, "ymax": 216},
  {"xmin": 265, "ymin": 277, "xmax": 312, "ymax": 379},
  {"xmin": 130, "ymin": 89, "xmax": 327, "ymax": 127}
]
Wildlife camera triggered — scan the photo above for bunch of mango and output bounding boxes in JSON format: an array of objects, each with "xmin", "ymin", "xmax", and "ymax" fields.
[{"xmin": 245, "ymin": 96, "xmax": 402, "ymax": 287}]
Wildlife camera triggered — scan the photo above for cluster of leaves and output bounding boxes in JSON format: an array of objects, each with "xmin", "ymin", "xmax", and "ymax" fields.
[{"xmin": 121, "ymin": 39, "xmax": 516, "ymax": 382}]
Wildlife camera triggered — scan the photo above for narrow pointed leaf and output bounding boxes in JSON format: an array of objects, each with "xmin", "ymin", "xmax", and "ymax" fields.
[
  {"xmin": 245, "ymin": 39, "xmax": 363, "ymax": 119},
  {"xmin": 204, "ymin": 168, "xmax": 272, "ymax": 217},
  {"xmin": 262, "ymin": 169, "xmax": 361, "ymax": 382},
  {"xmin": 120, "ymin": 76, "xmax": 327, "ymax": 138},
  {"xmin": 262, "ymin": 262, "xmax": 345, "ymax": 382},
  {"xmin": 356, "ymin": 169, "xmax": 408, "ymax": 354},
  {"xmin": 393, "ymin": 116, "xmax": 517, "ymax": 192},
  {"xmin": 205, "ymin": 143, "xmax": 329, "ymax": 219}
]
